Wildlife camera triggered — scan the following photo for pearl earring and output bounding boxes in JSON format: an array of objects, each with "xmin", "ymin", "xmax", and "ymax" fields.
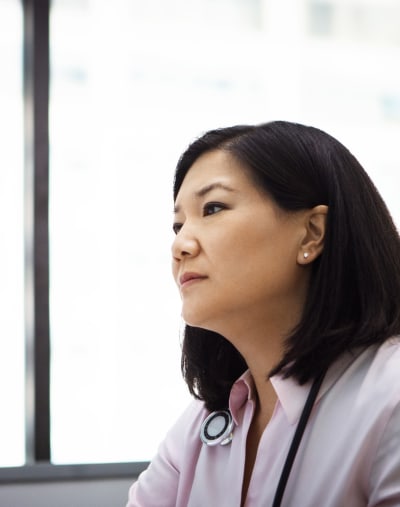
[{"xmin": 303, "ymin": 252, "xmax": 309, "ymax": 259}]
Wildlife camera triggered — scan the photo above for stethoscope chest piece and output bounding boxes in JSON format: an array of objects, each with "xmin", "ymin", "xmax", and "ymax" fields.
[{"xmin": 200, "ymin": 410, "xmax": 234, "ymax": 446}]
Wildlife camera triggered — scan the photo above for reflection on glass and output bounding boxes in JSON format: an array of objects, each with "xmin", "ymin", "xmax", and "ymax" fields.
[
  {"xmin": 49, "ymin": 0, "xmax": 400, "ymax": 464},
  {"xmin": 0, "ymin": 0, "xmax": 24, "ymax": 467}
]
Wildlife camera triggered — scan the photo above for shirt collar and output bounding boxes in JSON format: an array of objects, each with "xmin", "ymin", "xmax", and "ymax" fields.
[
  {"xmin": 270, "ymin": 351, "xmax": 360, "ymax": 424},
  {"xmin": 228, "ymin": 370, "xmax": 255, "ymax": 425},
  {"xmin": 228, "ymin": 350, "xmax": 360, "ymax": 426}
]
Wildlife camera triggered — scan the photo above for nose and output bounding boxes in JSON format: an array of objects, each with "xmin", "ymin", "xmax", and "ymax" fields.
[{"xmin": 171, "ymin": 225, "xmax": 200, "ymax": 262}]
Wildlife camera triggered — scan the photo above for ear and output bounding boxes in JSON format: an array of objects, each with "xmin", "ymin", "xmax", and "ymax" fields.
[{"xmin": 297, "ymin": 205, "xmax": 328, "ymax": 265}]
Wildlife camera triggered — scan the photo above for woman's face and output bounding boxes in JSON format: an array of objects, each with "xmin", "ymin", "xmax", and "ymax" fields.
[{"xmin": 172, "ymin": 149, "xmax": 310, "ymax": 338}]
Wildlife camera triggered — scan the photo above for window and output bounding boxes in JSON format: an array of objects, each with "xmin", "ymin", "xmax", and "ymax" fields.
[
  {"xmin": 48, "ymin": 0, "xmax": 267, "ymax": 465},
  {"xmin": 49, "ymin": 0, "xmax": 400, "ymax": 465}
]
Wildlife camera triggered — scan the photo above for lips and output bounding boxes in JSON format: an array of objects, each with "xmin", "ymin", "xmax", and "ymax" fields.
[{"xmin": 179, "ymin": 272, "xmax": 207, "ymax": 287}]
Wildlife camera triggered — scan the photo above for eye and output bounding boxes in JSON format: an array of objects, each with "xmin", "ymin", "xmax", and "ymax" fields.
[
  {"xmin": 203, "ymin": 202, "xmax": 226, "ymax": 216},
  {"xmin": 172, "ymin": 222, "xmax": 183, "ymax": 235}
]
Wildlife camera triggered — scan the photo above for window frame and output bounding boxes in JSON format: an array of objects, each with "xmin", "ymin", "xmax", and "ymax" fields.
[{"xmin": 0, "ymin": 0, "xmax": 147, "ymax": 483}]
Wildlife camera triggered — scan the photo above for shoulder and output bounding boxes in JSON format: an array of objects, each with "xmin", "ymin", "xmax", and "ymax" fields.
[
  {"xmin": 337, "ymin": 338, "xmax": 400, "ymax": 391},
  {"xmin": 126, "ymin": 399, "xmax": 209, "ymax": 507},
  {"xmin": 167, "ymin": 398, "xmax": 209, "ymax": 438},
  {"xmin": 324, "ymin": 338, "xmax": 400, "ymax": 400},
  {"xmin": 338, "ymin": 338, "xmax": 400, "ymax": 413},
  {"xmin": 365, "ymin": 339, "xmax": 400, "ymax": 504},
  {"xmin": 361, "ymin": 338, "xmax": 400, "ymax": 398},
  {"xmin": 153, "ymin": 398, "xmax": 209, "ymax": 470},
  {"xmin": 318, "ymin": 338, "xmax": 400, "ymax": 435}
]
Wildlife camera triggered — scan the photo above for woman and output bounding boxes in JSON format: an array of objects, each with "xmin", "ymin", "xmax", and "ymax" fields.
[{"xmin": 126, "ymin": 121, "xmax": 400, "ymax": 506}]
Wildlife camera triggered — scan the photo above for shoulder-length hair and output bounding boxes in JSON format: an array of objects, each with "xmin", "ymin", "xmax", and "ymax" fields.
[{"xmin": 173, "ymin": 121, "xmax": 400, "ymax": 411}]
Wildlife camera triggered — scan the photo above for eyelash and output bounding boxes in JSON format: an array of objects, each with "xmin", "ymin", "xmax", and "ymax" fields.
[
  {"xmin": 203, "ymin": 201, "xmax": 227, "ymax": 216},
  {"xmin": 172, "ymin": 202, "xmax": 227, "ymax": 235},
  {"xmin": 172, "ymin": 223, "xmax": 182, "ymax": 234}
]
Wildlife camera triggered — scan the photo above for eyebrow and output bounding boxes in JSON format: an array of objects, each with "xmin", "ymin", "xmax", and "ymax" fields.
[{"xmin": 174, "ymin": 182, "xmax": 235, "ymax": 213}]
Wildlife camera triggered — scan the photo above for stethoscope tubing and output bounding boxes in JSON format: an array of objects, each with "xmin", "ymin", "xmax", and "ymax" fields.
[{"xmin": 271, "ymin": 370, "xmax": 326, "ymax": 507}]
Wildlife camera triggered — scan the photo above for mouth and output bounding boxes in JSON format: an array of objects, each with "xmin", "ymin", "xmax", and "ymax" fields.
[{"xmin": 179, "ymin": 272, "xmax": 207, "ymax": 288}]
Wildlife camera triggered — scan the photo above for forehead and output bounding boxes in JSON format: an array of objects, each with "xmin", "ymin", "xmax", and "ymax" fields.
[{"xmin": 176, "ymin": 150, "xmax": 254, "ymax": 199}]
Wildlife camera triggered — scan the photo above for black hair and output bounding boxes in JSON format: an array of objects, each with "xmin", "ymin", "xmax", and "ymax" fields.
[{"xmin": 173, "ymin": 121, "xmax": 400, "ymax": 411}]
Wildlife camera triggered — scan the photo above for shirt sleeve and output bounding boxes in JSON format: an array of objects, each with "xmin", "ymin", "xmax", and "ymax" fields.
[
  {"xmin": 368, "ymin": 396, "xmax": 400, "ymax": 506},
  {"xmin": 125, "ymin": 400, "xmax": 206, "ymax": 507},
  {"xmin": 125, "ymin": 442, "xmax": 179, "ymax": 507}
]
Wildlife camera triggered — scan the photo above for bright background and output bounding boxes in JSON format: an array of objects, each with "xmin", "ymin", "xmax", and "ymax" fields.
[{"xmin": 1, "ymin": 0, "xmax": 400, "ymax": 466}]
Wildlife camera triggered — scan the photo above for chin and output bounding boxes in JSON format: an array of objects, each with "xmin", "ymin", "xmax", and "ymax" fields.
[
  {"xmin": 181, "ymin": 298, "xmax": 233, "ymax": 332},
  {"xmin": 182, "ymin": 315, "xmax": 204, "ymax": 329},
  {"xmin": 182, "ymin": 308, "xmax": 211, "ymax": 329},
  {"xmin": 182, "ymin": 312, "xmax": 223, "ymax": 336}
]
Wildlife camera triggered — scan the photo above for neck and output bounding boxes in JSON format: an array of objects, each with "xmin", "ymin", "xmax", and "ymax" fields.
[
  {"xmin": 220, "ymin": 317, "xmax": 294, "ymax": 416},
  {"xmin": 204, "ymin": 294, "xmax": 305, "ymax": 413},
  {"xmin": 240, "ymin": 336, "xmax": 281, "ymax": 418}
]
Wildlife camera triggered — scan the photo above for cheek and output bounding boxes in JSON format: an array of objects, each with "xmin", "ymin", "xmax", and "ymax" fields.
[{"xmin": 218, "ymin": 230, "xmax": 299, "ymax": 290}]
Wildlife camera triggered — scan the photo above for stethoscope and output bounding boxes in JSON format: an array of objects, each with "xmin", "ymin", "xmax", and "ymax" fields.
[
  {"xmin": 199, "ymin": 371, "xmax": 326, "ymax": 507},
  {"xmin": 200, "ymin": 409, "xmax": 234, "ymax": 446}
]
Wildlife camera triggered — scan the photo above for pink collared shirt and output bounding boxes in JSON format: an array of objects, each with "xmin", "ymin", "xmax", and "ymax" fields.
[{"xmin": 126, "ymin": 339, "xmax": 400, "ymax": 506}]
